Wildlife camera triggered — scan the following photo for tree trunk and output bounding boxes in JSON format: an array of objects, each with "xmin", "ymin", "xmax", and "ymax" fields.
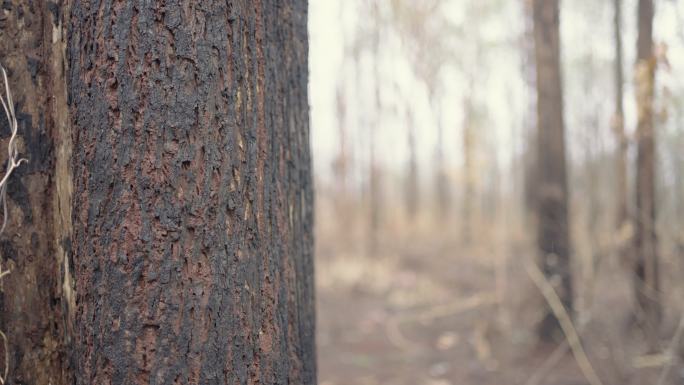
[
  {"xmin": 634, "ymin": 0, "xmax": 660, "ymax": 349},
  {"xmin": 435, "ymin": 117, "xmax": 450, "ymax": 221},
  {"xmin": 462, "ymin": 97, "xmax": 475, "ymax": 245},
  {"xmin": 68, "ymin": 1, "xmax": 316, "ymax": 384},
  {"xmin": 368, "ymin": 1, "xmax": 382, "ymax": 253},
  {"xmin": 406, "ymin": 113, "xmax": 419, "ymax": 220},
  {"xmin": 532, "ymin": 0, "xmax": 572, "ymax": 341},
  {"xmin": 0, "ymin": 1, "xmax": 72, "ymax": 384},
  {"xmin": 522, "ymin": 0, "xmax": 538, "ymax": 227},
  {"xmin": 334, "ymin": 85, "xmax": 348, "ymax": 195},
  {"xmin": 613, "ymin": 0, "xmax": 629, "ymax": 233}
]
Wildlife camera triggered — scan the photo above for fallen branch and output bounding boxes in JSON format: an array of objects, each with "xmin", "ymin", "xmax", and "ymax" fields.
[{"xmin": 524, "ymin": 259, "xmax": 604, "ymax": 385}]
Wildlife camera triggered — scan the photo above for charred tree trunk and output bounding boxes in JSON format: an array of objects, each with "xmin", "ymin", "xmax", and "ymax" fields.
[
  {"xmin": 68, "ymin": 1, "xmax": 316, "ymax": 384},
  {"xmin": 0, "ymin": 1, "xmax": 72, "ymax": 384},
  {"xmin": 532, "ymin": 0, "xmax": 572, "ymax": 341},
  {"xmin": 613, "ymin": 0, "xmax": 629, "ymax": 234},
  {"xmin": 633, "ymin": 0, "xmax": 661, "ymax": 349}
]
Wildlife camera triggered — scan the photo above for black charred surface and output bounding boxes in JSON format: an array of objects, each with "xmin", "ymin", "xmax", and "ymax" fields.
[
  {"xmin": 69, "ymin": 1, "xmax": 315, "ymax": 384},
  {"xmin": 0, "ymin": 0, "xmax": 71, "ymax": 384}
]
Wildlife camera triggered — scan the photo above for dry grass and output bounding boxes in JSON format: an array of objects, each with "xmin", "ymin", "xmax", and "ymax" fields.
[{"xmin": 316, "ymin": 186, "xmax": 684, "ymax": 385}]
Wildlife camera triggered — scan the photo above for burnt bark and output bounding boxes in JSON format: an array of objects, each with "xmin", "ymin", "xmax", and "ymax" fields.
[
  {"xmin": 633, "ymin": 0, "xmax": 660, "ymax": 349},
  {"xmin": 0, "ymin": 1, "xmax": 72, "ymax": 384},
  {"xmin": 68, "ymin": 1, "xmax": 315, "ymax": 384},
  {"xmin": 532, "ymin": 0, "xmax": 572, "ymax": 341}
]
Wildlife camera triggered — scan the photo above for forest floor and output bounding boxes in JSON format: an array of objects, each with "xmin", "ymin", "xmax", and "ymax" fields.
[{"xmin": 315, "ymin": 216, "xmax": 684, "ymax": 385}]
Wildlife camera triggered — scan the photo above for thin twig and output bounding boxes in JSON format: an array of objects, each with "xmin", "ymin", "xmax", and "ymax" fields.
[{"xmin": 525, "ymin": 259, "xmax": 604, "ymax": 385}]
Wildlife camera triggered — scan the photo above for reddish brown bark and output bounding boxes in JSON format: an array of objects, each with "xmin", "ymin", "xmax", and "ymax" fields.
[{"xmin": 68, "ymin": 1, "xmax": 315, "ymax": 384}]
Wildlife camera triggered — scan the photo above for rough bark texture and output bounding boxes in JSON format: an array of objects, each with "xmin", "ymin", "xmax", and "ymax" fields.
[
  {"xmin": 68, "ymin": 1, "xmax": 315, "ymax": 384},
  {"xmin": 0, "ymin": 1, "xmax": 72, "ymax": 384},
  {"xmin": 633, "ymin": 0, "xmax": 660, "ymax": 349},
  {"xmin": 532, "ymin": 0, "xmax": 572, "ymax": 341}
]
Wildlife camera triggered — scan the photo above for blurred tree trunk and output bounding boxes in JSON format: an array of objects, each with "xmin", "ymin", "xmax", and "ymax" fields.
[
  {"xmin": 369, "ymin": 129, "xmax": 380, "ymax": 250},
  {"xmin": 613, "ymin": 0, "xmax": 629, "ymax": 235},
  {"xmin": 0, "ymin": 1, "xmax": 72, "ymax": 384},
  {"xmin": 369, "ymin": 2, "xmax": 382, "ymax": 253},
  {"xmin": 522, "ymin": 0, "xmax": 538, "ymax": 226},
  {"xmin": 68, "ymin": 1, "xmax": 316, "ymax": 384},
  {"xmin": 335, "ymin": 84, "xmax": 354, "ymax": 233},
  {"xmin": 633, "ymin": 0, "xmax": 661, "ymax": 349},
  {"xmin": 435, "ymin": 114, "xmax": 450, "ymax": 222},
  {"xmin": 335, "ymin": 86, "xmax": 349, "ymax": 195},
  {"xmin": 532, "ymin": 0, "xmax": 572, "ymax": 341},
  {"xmin": 406, "ymin": 112, "xmax": 419, "ymax": 219},
  {"xmin": 463, "ymin": 98, "xmax": 475, "ymax": 245}
]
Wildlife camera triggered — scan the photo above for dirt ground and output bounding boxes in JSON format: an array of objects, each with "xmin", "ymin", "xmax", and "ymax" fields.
[{"xmin": 315, "ymin": 216, "xmax": 684, "ymax": 385}]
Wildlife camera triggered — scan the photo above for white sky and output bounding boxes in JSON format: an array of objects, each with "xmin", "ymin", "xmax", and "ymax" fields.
[{"xmin": 309, "ymin": 0, "xmax": 684, "ymax": 190}]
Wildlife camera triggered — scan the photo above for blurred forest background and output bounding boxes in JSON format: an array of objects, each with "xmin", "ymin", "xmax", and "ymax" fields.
[{"xmin": 309, "ymin": 0, "xmax": 684, "ymax": 384}]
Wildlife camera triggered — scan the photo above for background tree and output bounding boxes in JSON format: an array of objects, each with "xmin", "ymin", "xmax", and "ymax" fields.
[
  {"xmin": 613, "ymin": 0, "xmax": 629, "ymax": 235},
  {"xmin": 633, "ymin": 0, "xmax": 661, "ymax": 349},
  {"xmin": 405, "ymin": 109, "xmax": 419, "ymax": 219},
  {"xmin": 67, "ymin": 1, "xmax": 315, "ymax": 384},
  {"xmin": 532, "ymin": 0, "xmax": 572, "ymax": 341}
]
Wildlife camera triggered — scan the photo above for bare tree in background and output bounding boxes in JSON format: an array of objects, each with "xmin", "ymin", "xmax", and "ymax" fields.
[
  {"xmin": 435, "ymin": 109, "xmax": 451, "ymax": 221},
  {"xmin": 368, "ymin": 0, "xmax": 383, "ymax": 252},
  {"xmin": 633, "ymin": 0, "xmax": 661, "ymax": 350},
  {"xmin": 335, "ymin": 85, "xmax": 349, "ymax": 196},
  {"xmin": 532, "ymin": 0, "xmax": 573, "ymax": 341},
  {"xmin": 406, "ymin": 109, "xmax": 419, "ymax": 219},
  {"xmin": 522, "ymin": 0, "xmax": 538, "ymax": 226},
  {"xmin": 613, "ymin": 0, "xmax": 630, "ymax": 236},
  {"xmin": 462, "ymin": 96, "xmax": 475, "ymax": 244},
  {"xmin": 390, "ymin": 0, "xmax": 452, "ymax": 220}
]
